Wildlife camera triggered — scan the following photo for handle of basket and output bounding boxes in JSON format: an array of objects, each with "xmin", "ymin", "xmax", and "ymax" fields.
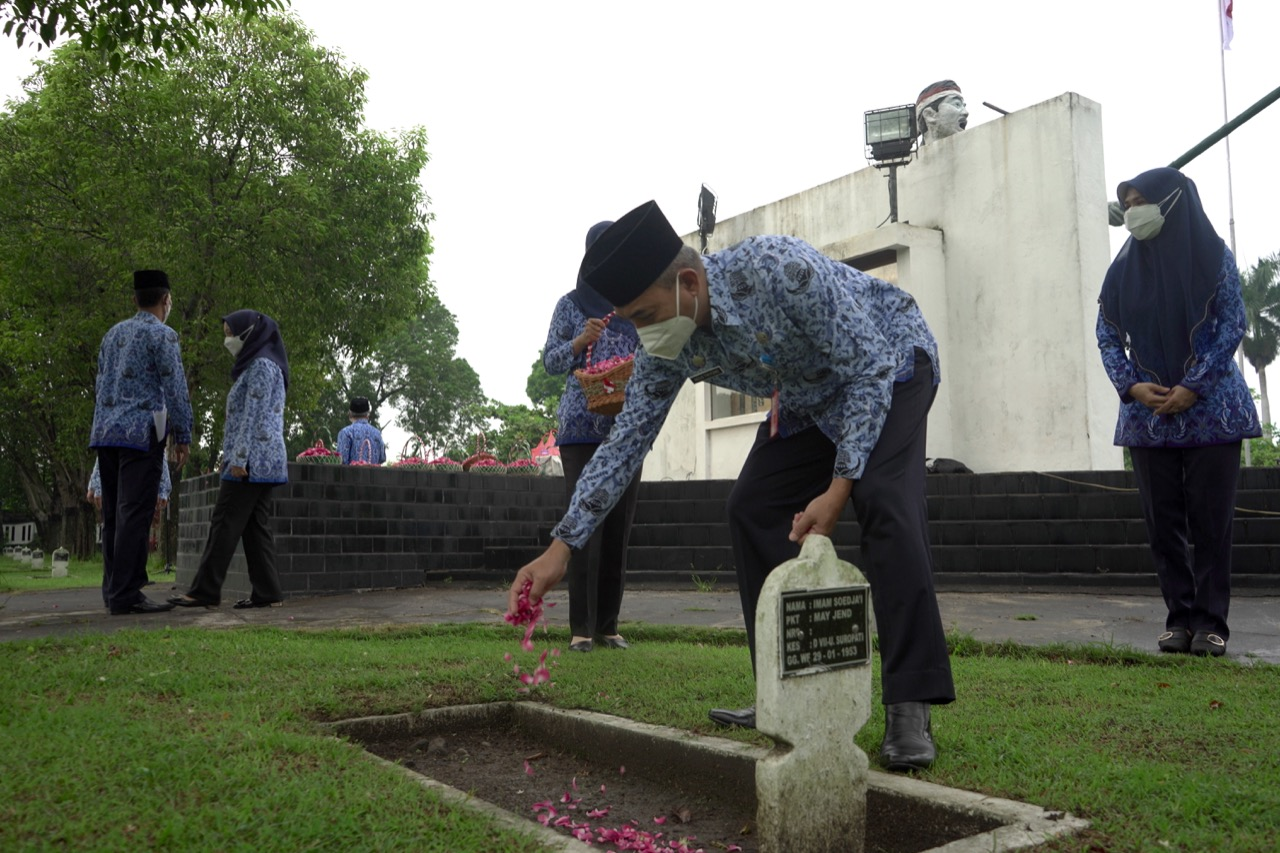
[
  {"xmin": 584, "ymin": 312, "xmax": 615, "ymax": 370},
  {"xmin": 400, "ymin": 434, "xmax": 426, "ymax": 461}
]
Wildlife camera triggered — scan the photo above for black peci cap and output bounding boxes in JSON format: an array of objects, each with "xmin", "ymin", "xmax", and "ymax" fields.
[{"xmin": 578, "ymin": 201, "xmax": 684, "ymax": 307}]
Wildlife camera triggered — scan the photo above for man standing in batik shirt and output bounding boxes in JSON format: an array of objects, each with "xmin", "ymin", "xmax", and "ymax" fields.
[
  {"xmin": 89, "ymin": 270, "xmax": 192, "ymax": 615},
  {"xmin": 508, "ymin": 201, "xmax": 954, "ymax": 772},
  {"xmin": 337, "ymin": 397, "xmax": 386, "ymax": 465}
]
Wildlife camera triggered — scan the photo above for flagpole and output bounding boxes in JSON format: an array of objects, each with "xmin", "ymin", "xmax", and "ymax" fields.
[
  {"xmin": 1219, "ymin": 1, "xmax": 1251, "ymax": 463},
  {"xmin": 1218, "ymin": 2, "xmax": 1237, "ymax": 258}
]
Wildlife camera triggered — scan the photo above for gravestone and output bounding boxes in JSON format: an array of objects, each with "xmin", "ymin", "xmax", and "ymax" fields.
[
  {"xmin": 755, "ymin": 534, "xmax": 872, "ymax": 853},
  {"xmin": 30, "ymin": 548, "xmax": 43, "ymax": 569},
  {"xmin": 51, "ymin": 547, "xmax": 70, "ymax": 578},
  {"xmin": 20, "ymin": 547, "xmax": 31, "ymax": 565}
]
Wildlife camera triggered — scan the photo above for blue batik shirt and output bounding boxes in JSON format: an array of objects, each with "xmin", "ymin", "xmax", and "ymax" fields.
[
  {"xmin": 337, "ymin": 420, "xmax": 386, "ymax": 464},
  {"xmin": 220, "ymin": 358, "xmax": 288, "ymax": 483},
  {"xmin": 543, "ymin": 294, "xmax": 641, "ymax": 446},
  {"xmin": 89, "ymin": 311, "xmax": 193, "ymax": 451},
  {"xmin": 1097, "ymin": 247, "xmax": 1260, "ymax": 448},
  {"xmin": 551, "ymin": 235, "xmax": 939, "ymax": 548}
]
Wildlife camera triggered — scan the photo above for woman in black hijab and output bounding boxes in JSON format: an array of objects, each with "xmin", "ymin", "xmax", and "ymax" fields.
[
  {"xmin": 1097, "ymin": 168, "xmax": 1260, "ymax": 656},
  {"xmin": 170, "ymin": 310, "xmax": 290, "ymax": 609}
]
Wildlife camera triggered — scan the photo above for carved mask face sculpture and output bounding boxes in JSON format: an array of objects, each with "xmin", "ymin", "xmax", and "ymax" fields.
[{"xmin": 923, "ymin": 94, "xmax": 968, "ymax": 141}]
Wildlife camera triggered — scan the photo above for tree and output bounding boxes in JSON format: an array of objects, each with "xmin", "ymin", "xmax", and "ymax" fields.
[
  {"xmin": 2, "ymin": 0, "xmax": 287, "ymax": 71},
  {"xmin": 477, "ymin": 402, "xmax": 555, "ymax": 467},
  {"xmin": 0, "ymin": 14, "xmax": 431, "ymax": 554},
  {"xmin": 291, "ymin": 294, "xmax": 488, "ymax": 460},
  {"xmin": 1240, "ymin": 253, "xmax": 1280, "ymax": 434},
  {"xmin": 526, "ymin": 350, "xmax": 563, "ymax": 421}
]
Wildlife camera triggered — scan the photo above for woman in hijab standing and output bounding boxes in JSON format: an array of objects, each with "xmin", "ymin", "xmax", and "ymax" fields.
[
  {"xmin": 1097, "ymin": 167, "xmax": 1260, "ymax": 657},
  {"xmin": 542, "ymin": 221, "xmax": 643, "ymax": 652},
  {"xmin": 170, "ymin": 310, "xmax": 290, "ymax": 609}
]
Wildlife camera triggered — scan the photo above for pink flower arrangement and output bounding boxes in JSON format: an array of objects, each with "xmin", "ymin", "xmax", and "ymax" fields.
[
  {"xmin": 424, "ymin": 455, "xmax": 463, "ymax": 473},
  {"xmin": 579, "ymin": 353, "xmax": 634, "ymax": 377},
  {"xmin": 468, "ymin": 457, "xmax": 507, "ymax": 475},
  {"xmin": 505, "ymin": 457, "xmax": 538, "ymax": 476},
  {"xmin": 295, "ymin": 440, "xmax": 341, "ymax": 464}
]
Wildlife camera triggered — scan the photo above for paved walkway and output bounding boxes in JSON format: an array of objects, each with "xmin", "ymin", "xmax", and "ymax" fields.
[{"xmin": 3, "ymin": 580, "xmax": 1277, "ymax": 664}]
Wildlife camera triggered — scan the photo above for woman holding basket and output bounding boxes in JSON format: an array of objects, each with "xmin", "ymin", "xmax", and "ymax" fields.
[{"xmin": 542, "ymin": 220, "xmax": 643, "ymax": 652}]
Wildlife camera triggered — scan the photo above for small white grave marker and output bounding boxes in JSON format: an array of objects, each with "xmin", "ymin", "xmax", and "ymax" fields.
[
  {"xmin": 755, "ymin": 534, "xmax": 871, "ymax": 853},
  {"xmin": 51, "ymin": 547, "xmax": 70, "ymax": 578}
]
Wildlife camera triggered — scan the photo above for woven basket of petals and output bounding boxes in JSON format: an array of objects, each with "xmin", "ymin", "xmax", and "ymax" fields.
[
  {"xmin": 572, "ymin": 314, "xmax": 633, "ymax": 417},
  {"xmin": 462, "ymin": 432, "xmax": 503, "ymax": 472},
  {"xmin": 424, "ymin": 456, "xmax": 463, "ymax": 473},
  {"xmin": 295, "ymin": 439, "xmax": 342, "ymax": 464}
]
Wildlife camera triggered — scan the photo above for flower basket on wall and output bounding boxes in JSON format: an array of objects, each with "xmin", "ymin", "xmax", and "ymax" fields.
[
  {"xmin": 390, "ymin": 437, "xmax": 429, "ymax": 470},
  {"xmin": 463, "ymin": 432, "xmax": 505, "ymax": 474},
  {"xmin": 505, "ymin": 442, "xmax": 538, "ymax": 477},
  {"xmin": 349, "ymin": 438, "xmax": 381, "ymax": 467},
  {"xmin": 296, "ymin": 439, "xmax": 342, "ymax": 464},
  {"xmin": 573, "ymin": 312, "xmax": 633, "ymax": 417}
]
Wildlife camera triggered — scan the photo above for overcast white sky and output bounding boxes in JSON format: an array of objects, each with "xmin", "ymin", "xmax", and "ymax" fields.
[{"xmin": 3, "ymin": 0, "xmax": 1278, "ymax": 431}]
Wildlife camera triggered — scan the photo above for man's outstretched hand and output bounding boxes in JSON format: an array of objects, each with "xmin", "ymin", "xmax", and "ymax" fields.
[{"xmin": 506, "ymin": 539, "xmax": 572, "ymax": 617}]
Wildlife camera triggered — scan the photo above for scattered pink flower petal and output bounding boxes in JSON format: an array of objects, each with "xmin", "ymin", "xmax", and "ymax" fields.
[
  {"xmin": 524, "ymin": 760, "xmax": 534, "ymax": 777},
  {"xmin": 653, "ymin": 815, "xmax": 667, "ymax": 825}
]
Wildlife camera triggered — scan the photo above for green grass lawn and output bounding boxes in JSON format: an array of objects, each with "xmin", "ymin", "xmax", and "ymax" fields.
[
  {"xmin": 1, "ymin": 564, "xmax": 1277, "ymax": 851},
  {"xmin": 0, "ymin": 552, "xmax": 172, "ymax": 594}
]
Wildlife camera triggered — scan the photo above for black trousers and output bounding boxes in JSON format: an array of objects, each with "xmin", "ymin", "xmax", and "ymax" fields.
[
  {"xmin": 726, "ymin": 349, "xmax": 955, "ymax": 706},
  {"xmin": 1130, "ymin": 443, "xmax": 1240, "ymax": 639},
  {"xmin": 98, "ymin": 441, "xmax": 165, "ymax": 609},
  {"xmin": 560, "ymin": 443, "xmax": 642, "ymax": 638},
  {"xmin": 186, "ymin": 479, "xmax": 283, "ymax": 605}
]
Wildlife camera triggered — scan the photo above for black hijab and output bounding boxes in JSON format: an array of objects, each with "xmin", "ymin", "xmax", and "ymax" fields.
[
  {"xmin": 224, "ymin": 309, "xmax": 290, "ymax": 390},
  {"xmin": 570, "ymin": 220, "xmax": 620, "ymax": 320},
  {"xmin": 1098, "ymin": 168, "xmax": 1225, "ymax": 387}
]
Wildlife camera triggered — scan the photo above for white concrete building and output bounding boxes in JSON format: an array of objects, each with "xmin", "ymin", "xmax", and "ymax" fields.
[{"xmin": 642, "ymin": 92, "xmax": 1123, "ymax": 481}]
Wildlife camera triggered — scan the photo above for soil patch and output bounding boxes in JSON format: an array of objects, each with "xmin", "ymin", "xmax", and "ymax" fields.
[{"xmin": 359, "ymin": 719, "xmax": 1001, "ymax": 853}]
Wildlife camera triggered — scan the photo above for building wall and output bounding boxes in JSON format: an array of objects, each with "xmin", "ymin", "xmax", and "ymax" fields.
[{"xmin": 641, "ymin": 92, "xmax": 1122, "ymax": 480}]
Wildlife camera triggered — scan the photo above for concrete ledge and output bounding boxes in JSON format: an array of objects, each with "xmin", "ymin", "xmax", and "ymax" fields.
[{"xmin": 323, "ymin": 702, "xmax": 1089, "ymax": 853}]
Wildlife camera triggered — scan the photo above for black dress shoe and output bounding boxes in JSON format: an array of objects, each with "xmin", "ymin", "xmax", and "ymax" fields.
[
  {"xmin": 1190, "ymin": 631, "xmax": 1227, "ymax": 657},
  {"xmin": 568, "ymin": 639, "xmax": 593, "ymax": 652},
  {"xmin": 708, "ymin": 706, "xmax": 756, "ymax": 729},
  {"xmin": 1157, "ymin": 629, "xmax": 1191, "ymax": 654},
  {"xmin": 598, "ymin": 635, "xmax": 629, "ymax": 649},
  {"xmin": 110, "ymin": 598, "xmax": 175, "ymax": 616},
  {"xmin": 879, "ymin": 701, "xmax": 936, "ymax": 771}
]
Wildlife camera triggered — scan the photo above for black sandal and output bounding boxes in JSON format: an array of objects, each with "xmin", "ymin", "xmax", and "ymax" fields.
[
  {"xmin": 168, "ymin": 594, "xmax": 218, "ymax": 608},
  {"xmin": 233, "ymin": 598, "xmax": 283, "ymax": 609}
]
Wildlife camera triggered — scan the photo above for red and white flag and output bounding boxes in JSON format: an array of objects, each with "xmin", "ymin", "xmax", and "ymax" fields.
[{"xmin": 1221, "ymin": 0, "xmax": 1234, "ymax": 50}]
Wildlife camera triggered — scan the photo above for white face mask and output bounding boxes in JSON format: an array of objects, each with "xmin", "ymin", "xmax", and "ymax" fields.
[
  {"xmin": 224, "ymin": 324, "xmax": 254, "ymax": 357},
  {"xmin": 1124, "ymin": 188, "xmax": 1181, "ymax": 241},
  {"xmin": 637, "ymin": 280, "xmax": 697, "ymax": 360}
]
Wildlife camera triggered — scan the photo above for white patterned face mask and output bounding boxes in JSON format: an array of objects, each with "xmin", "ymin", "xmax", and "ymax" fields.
[
  {"xmin": 1124, "ymin": 188, "xmax": 1181, "ymax": 241},
  {"xmin": 636, "ymin": 278, "xmax": 697, "ymax": 360},
  {"xmin": 224, "ymin": 324, "xmax": 254, "ymax": 357}
]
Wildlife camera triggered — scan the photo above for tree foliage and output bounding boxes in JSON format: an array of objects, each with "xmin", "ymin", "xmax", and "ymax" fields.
[
  {"xmin": 292, "ymin": 295, "xmax": 488, "ymax": 460},
  {"xmin": 2, "ymin": 0, "xmax": 287, "ymax": 71},
  {"xmin": 525, "ymin": 350, "xmax": 563, "ymax": 421},
  {"xmin": 1241, "ymin": 253, "xmax": 1280, "ymax": 433},
  {"xmin": 0, "ymin": 13, "xmax": 433, "ymax": 553}
]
